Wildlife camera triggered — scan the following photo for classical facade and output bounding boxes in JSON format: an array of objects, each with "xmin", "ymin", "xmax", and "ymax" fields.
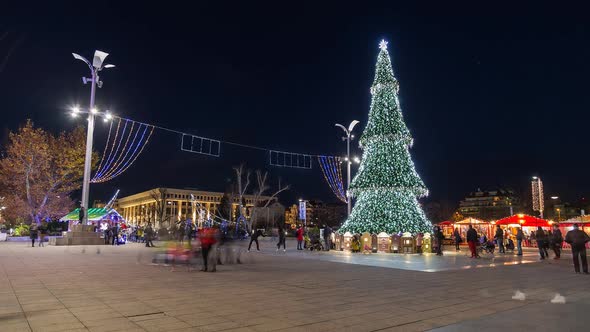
[{"xmin": 115, "ymin": 188, "xmax": 272, "ymax": 228}]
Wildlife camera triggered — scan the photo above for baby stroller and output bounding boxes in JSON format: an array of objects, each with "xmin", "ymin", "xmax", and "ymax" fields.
[
  {"xmin": 309, "ymin": 235, "xmax": 324, "ymax": 251},
  {"xmin": 478, "ymin": 241, "xmax": 495, "ymax": 255},
  {"xmin": 505, "ymin": 238, "xmax": 515, "ymax": 252}
]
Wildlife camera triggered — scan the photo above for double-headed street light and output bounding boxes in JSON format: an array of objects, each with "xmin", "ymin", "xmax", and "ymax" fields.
[
  {"xmin": 335, "ymin": 120, "xmax": 360, "ymax": 216},
  {"xmin": 72, "ymin": 50, "xmax": 115, "ymax": 225}
]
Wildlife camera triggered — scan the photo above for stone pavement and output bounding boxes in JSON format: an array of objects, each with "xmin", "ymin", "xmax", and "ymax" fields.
[{"xmin": 0, "ymin": 239, "xmax": 589, "ymax": 332}]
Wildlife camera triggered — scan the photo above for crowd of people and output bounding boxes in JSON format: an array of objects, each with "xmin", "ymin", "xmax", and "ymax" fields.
[{"xmin": 444, "ymin": 223, "xmax": 590, "ymax": 274}]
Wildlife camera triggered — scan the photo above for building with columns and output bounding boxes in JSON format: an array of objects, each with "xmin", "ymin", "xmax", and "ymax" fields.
[{"xmin": 115, "ymin": 188, "xmax": 272, "ymax": 228}]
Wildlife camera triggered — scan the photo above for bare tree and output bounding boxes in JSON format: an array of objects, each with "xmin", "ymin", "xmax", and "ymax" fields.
[
  {"xmin": 149, "ymin": 188, "xmax": 169, "ymax": 228},
  {"xmin": 250, "ymin": 170, "xmax": 290, "ymax": 230},
  {"xmin": 233, "ymin": 164, "xmax": 251, "ymax": 228}
]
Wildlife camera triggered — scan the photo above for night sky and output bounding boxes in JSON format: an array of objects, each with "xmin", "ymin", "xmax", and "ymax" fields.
[{"xmin": 1, "ymin": 3, "xmax": 589, "ymax": 209}]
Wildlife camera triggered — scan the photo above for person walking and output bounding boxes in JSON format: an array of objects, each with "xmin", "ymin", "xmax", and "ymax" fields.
[
  {"xmin": 495, "ymin": 225, "xmax": 505, "ymax": 253},
  {"xmin": 323, "ymin": 225, "xmax": 332, "ymax": 251},
  {"xmin": 466, "ymin": 224, "xmax": 478, "ymax": 258},
  {"xmin": 248, "ymin": 229, "xmax": 265, "ymax": 251},
  {"xmin": 199, "ymin": 227, "xmax": 217, "ymax": 272},
  {"xmin": 565, "ymin": 224, "xmax": 590, "ymax": 274},
  {"xmin": 276, "ymin": 225, "xmax": 286, "ymax": 252},
  {"xmin": 453, "ymin": 228, "xmax": 461, "ymax": 251},
  {"xmin": 30, "ymin": 224, "xmax": 38, "ymax": 247},
  {"xmin": 535, "ymin": 226, "xmax": 548, "ymax": 260},
  {"xmin": 296, "ymin": 226, "xmax": 304, "ymax": 250},
  {"xmin": 516, "ymin": 227, "xmax": 524, "ymax": 256},
  {"xmin": 551, "ymin": 224, "xmax": 563, "ymax": 259}
]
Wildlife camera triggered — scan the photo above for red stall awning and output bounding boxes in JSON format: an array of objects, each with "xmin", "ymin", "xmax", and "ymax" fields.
[{"xmin": 495, "ymin": 214, "xmax": 551, "ymax": 227}]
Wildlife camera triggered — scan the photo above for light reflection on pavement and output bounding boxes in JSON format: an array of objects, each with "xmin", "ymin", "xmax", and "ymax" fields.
[{"xmin": 266, "ymin": 248, "xmax": 539, "ymax": 272}]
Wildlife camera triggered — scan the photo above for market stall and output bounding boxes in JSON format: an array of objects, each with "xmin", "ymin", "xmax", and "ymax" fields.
[
  {"xmin": 494, "ymin": 214, "xmax": 552, "ymax": 247},
  {"xmin": 559, "ymin": 217, "xmax": 590, "ymax": 249},
  {"xmin": 455, "ymin": 218, "xmax": 491, "ymax": 240},
  {"xmin": 60, "ymin": 207, "xmax": 125, "ymax": 230}
]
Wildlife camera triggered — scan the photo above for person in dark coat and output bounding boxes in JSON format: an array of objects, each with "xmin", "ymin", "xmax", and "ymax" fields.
[
  {"xmin": 434, "ymin": 226, "xmax": 444, "ymax": 256},
  {"xmin": 323, "ymin": 225, "xmax": 333, "ymax": 251},
  {"xmin": 276, "ymin": 225, "xmax": 286, "ymax": 252},
  {"xmin": 248, "ymin": 229, "xmax": 265, "ymax": 251},
  {"xmin": 453, "ymin": 228, "xmax": 462, "ymax": 251},
  {"xmin": 565, "ymin": 224, "xmax": 590, "ymax": 274},
  {"xmin": 535, "ymin": 226, "xmax": 548, "ymax": 260},
  {"xmin": 30, "ymin": 224, "xmax": 38, "ymax": 247},
  {"xmin": 551, "ymin": 224, "xmax": 563, "ymax": 259},
  {"xmin": 111, "ymin": 223, "xmax": 119, "ymax": 246},
  {"xmin": 516, "ymin": 228, "xmax": 524, "ymax": 256},
  {"xmin": 466, "ymin": 225, "xmax": 478, "ymax": 258},
  {"xmin": 145, "ymin": 223, "xmax": 155, "ymax": 247},
  {"xmin": 495, "ymin": 225, "xmax": 505, "ymax": 253}
]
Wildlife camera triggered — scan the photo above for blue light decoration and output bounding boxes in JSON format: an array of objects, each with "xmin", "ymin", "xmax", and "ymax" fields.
[
  {"xmin": 91, "ymin": 118, "xmax": 155, "ymax": 183},
  {"xmin": 318, "ymin": 156, "xmax": 347, "ymax": 203}
]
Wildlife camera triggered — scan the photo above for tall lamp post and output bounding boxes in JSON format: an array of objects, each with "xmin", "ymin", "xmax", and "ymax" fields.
[
  {"xmin": 335, "ymin": 120, "xmax": 360, "ymax": 216},
  {"xmin": 71, "ymin": 50, "xmax": 115, "ymax": 224}
]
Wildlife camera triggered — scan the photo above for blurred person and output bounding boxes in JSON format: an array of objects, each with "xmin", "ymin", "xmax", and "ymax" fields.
[
  {"xmin": 323, "ymin": 225, "xmax": 332, "ymax": 251},
  {"xmin": 466, "ymin": 224, "xmax": 478, "ymax": 258},
  {"xmin": 296, "ymin": 226, "xmax": 304, "ymax": 250},
  {"xmin": 200, "ymin": 227, "xmax": 217, "ymax": 272},
  {"xmin": 434, "ymin": 226, "xmax": 444, "ymax": 256},
  {"xmin": 516, "ymin": 227, "xmax": 524, "ymax": 256},
  {"xmin": 277, "ymin": 224, "xmax": 286, "ymax": 252},
  {"xmin": 565, "ymin": 224, "xmax": 590, "ymax": 274},
  {"xmin": 415, "ymin": 233, "xmax": 423, "ymax": 254},
  {"xmin": 495, "ymin": 225, "xmax": 505, "ymax": 253},
  {"xmin": 111, "ymin": 223, "xmax": 119, "ymax": 246},
  {"xmin": 30, "ymin": 224, "xmax": 38, "ymax": 247},
  {"xmin": 551, "ymin": 224, "xmax": 563, "ymax": 259},
  {"xmin": 248, "ymin": 228, "xmax": 265, "ymax": 252},
  {"xmin": 145, "ymin": 223, "xmax": 155, "ymax": 247},
  {"xmin": 38, "ymin": 222, "xmax": 47, "ymax": 247},
  {"xmin": 453, "ymin": 228, "xmax": 461, "ymax": 251},
  {"xmin": 535, "ymin": 226, "xmax": 548, "ymax": 260}
]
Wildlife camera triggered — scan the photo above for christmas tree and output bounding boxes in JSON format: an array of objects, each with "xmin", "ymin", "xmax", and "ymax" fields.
[{"xmin": 340, "ymin": 40, "xmax": 431, "ymax": 234}]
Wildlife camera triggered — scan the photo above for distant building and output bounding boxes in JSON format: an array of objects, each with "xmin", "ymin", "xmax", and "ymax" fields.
[
  {"xmin": 116, "ymin": 188, "xmax": 273, "ymax": 228},
  {"xmin": 458, "ymin": 189, "xmax": 519, "ymax": 221},
  {"xmin": 284, "ymin": 200, "xmax": 347, "ymax": 228}
]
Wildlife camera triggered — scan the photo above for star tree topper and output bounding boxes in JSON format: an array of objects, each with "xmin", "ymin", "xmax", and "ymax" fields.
[{"xmin": 379, "ymin": 39, "xmax": 388, "ymax": 51}]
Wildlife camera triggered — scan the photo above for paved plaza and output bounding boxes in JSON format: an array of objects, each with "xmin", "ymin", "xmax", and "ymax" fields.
[{"xmin": 1, "ymin": 239, "xmax": 589, "ymax": 332}]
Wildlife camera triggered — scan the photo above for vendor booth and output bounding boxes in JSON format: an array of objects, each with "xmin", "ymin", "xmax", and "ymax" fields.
[
  {"xmin": 60, "ymin": 208, "xmax": 125, "ymax": 230},
  {"xmin": 559, "ymin": 217, "xmax": 590, "ymax": 249},
  {"xmin": 494, "ymin": 214, "xmax": 551, "ymax": 247},
  {"xmin": 455, "ymin": 218, "xmax": 491, "ymax": 240}
]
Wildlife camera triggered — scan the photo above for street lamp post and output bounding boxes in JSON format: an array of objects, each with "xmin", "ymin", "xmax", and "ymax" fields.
[
  {"xmin": 72, "ymin": 50, "xmax": 115, "ymax": 224},
  {"xmin": 335, "ymin": 120, "xmax": 360, "ymax": 216}
]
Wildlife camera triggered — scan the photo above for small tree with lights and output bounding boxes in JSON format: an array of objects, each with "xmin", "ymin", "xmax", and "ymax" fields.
[{"xmin": 340, "ymin": 40, "xmax": 431, "ymax": 234}]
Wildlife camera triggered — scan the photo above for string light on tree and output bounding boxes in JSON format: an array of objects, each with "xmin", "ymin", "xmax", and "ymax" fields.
[{"xmin": 339, "ymin": 39, "xmax": 431, "ymax": 234}]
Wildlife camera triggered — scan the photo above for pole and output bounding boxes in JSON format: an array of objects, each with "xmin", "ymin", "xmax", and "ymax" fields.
[
  {"xmin": 81, "ymin": 69, "xmax": 97, "ymax": 224},
  {"xmin": 346, "ymin": 132, "xmax": 351, "ymax": 216}
]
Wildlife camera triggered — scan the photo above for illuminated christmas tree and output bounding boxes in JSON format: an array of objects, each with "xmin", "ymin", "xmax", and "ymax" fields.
[{"xmin": 340, "ymin": 40, "xmax": 431, "ymax": 234}]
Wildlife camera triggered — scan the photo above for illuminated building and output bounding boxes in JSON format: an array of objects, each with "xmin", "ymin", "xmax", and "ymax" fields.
[
  {"xmin": 458, "ymin": 189, "xmax": 519, "ymax": 221},
  {"xmin": 116, "ymin": 188, "xmax": 272, "ymax": 228}
]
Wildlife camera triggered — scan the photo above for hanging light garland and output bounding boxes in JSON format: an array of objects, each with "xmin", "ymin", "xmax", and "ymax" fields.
[
  {"xmin": 91, "ymin": 118, "xmax": 154, "ymax": 183},
  {"xmin": 318, "ymin": 156, "xmax": 347, "ymax": 203}
]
